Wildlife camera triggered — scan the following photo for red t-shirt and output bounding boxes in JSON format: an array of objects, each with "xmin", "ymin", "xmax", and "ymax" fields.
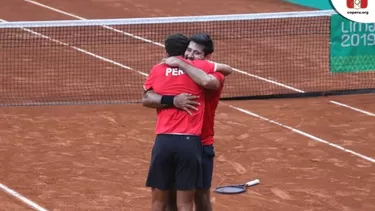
[
  {"xmin": 143, "ymin": 58, "xmax": 215, "ymax": 136},
  {"xmin": 200, "ymin": 72, "xmax": 225, "ymax": 145}
]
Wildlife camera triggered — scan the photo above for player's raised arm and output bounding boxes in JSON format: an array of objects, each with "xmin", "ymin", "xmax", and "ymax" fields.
[
  {"xmin": 215, "ymin": 62, "xmax": 233, "ymax": 76},
  {"xmin": 163, "ymin": 57, "xmax": 223, "ymax": 90}
]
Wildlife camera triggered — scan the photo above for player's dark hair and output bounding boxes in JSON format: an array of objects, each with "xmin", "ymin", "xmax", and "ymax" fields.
[
  {"xmin": 164, "ymin": 33, "xmax": 189, "ymax": 57},
  {"xmin": 189, "ymin": 33, "xmax": 214, "ymax": 56}
]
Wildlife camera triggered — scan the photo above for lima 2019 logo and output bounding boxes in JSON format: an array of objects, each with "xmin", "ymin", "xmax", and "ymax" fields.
[{"xmin": 330, "ymin": 0, "xmax": 374, "ymax": 23}]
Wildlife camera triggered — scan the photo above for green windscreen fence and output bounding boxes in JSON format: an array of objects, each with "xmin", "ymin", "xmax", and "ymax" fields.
[{"xmin": 330, "ymin": 14, "xmax": 375, "ymax": 73}]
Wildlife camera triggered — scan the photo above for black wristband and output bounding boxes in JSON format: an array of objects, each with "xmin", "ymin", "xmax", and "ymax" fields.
[{"xmin": 161, "ymin": 95, "xmax": 175, "ymax": 108}]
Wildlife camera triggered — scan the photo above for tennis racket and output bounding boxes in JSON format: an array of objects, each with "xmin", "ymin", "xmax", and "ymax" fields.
[{"xmin": 214, "ymin": 179, "xmax": 260, "ymax": 194}]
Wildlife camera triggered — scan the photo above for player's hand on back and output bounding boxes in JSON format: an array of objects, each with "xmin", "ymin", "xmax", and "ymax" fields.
[
  {"xmin": 161, "ymin": 56, "xmax": 182, "ymax": 67},
  {"xmin": 173, "ymin": 93, "xmax": 199, "ymax": 115}
]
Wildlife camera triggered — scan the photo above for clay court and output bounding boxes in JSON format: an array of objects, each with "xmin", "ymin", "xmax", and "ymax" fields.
[{"xmin": 0, "ymin": 0, "xmax": 374, "ymax": 210}]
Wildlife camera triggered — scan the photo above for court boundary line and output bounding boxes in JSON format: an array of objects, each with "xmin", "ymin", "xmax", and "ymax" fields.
[
  {"xmin": 23, "ymin": 0, "xmax": 374, "ymax": 117},
  {"xmin": 329, "ymin": 100, "xmax": 375, "ymax": 117},
  {"xmin": 0, "ymin": 183, "xmax": 48, "ymax": 211},
  {"xmin": 1, "ymin": 11, "xmax": 374, "ymax": 163},
  {"xmin": 223, "ymin": 103, "xmax": 375, "ymax": 163},
  {"xmin": 0, "ymin": 19, "xmax": 148, "ymax": 77}
]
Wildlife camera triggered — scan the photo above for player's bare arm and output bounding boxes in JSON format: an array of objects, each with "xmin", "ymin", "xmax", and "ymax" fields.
[
  {"xmin": 142, "ymin": 90, "xmax": 200, "ymax": 115},
  {"xmin": 163, "ymin": 57, "xmax": 219, "ymax": 90},
  {"xmin": 163, "ymin": 57, "xmax": 232, "ymax": 90},
  {"xmin": 142, "ymin": 90, "xmax": 164, "ymax": 109},
  {"xmin": 215, "ymin": 63, "xmax": 233, "ymax": 76}
]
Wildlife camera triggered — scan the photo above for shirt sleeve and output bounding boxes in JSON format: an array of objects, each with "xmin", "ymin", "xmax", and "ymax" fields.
[
  {"xmin": 191, "ymin": 60, "xmax": 215, "ymax": 73},
  {"xmin": 143, "ymin": 66, "xmax": 157, "ymax": 91},
  {"xmin": 206, "ymin": 60, "xmax": 217, "ymax": 72},
  {"xmin": 213, "ymin": 62, "xmax": 217, "ymax": 72}
]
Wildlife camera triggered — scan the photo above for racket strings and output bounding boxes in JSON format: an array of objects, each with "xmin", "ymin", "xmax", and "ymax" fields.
[{"xmin": 215, "ymin": 185, "xmax": 246, "ymax": 194}]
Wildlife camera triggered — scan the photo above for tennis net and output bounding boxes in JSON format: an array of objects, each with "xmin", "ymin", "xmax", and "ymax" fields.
[{"xmin": 0, "ymin": 10, "xmax": 374, "ymax": 106}]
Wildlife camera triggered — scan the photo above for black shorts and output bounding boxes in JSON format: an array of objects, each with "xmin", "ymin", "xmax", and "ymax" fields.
[
  {"xmin": 201, "ymin": 145, "xmax": 215, "ymax": 189},
  {"xmin": 145, "ymin": 134, "xmax": 203, "ymax": 190}
]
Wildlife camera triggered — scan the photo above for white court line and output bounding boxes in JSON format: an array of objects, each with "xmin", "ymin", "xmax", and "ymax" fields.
[
  {"xmin": 0, "ymin": 183, "xmax": 48, "ymax": 211},
  {"xmin": 23, "ymin": 0, "xmax": 375, "ymax": 117},
  {"xmin": 329, "ymin": 100, "xmax": 375, "ymax": 117},
  {"xmin": 0, "ymin": 19, "xmax": 148, "ymax": 77},
  {"xmin": 224, "ymin": 103, "xmax": 375, "ymax": 163},
  {"xmin": 24, "ymin": 0, "xmax": 163, "ymax": 47}
]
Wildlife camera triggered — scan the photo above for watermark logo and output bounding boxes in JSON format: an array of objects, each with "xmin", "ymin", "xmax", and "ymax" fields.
[
  {"xmin": 331, "ymin": 0, "xmax": 374, "ymax": 23},
  {"xmin": 347, "ymin": 0, "xmax": 368, "ymax": 9}
]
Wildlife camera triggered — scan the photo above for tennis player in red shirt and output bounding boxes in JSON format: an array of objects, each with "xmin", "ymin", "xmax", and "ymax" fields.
[
  {"xmin": 143, "ymin": 33, "xmax": 233, "ymax": 211},
  {"xmin": 143, "ymin": 33, "xmax": 224, "ymax": 211}
]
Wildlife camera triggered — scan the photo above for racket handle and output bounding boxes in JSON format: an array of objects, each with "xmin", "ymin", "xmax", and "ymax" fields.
[{"xmin": 246, "ymin": 179, "xmax": 260, "ymax": 186}]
